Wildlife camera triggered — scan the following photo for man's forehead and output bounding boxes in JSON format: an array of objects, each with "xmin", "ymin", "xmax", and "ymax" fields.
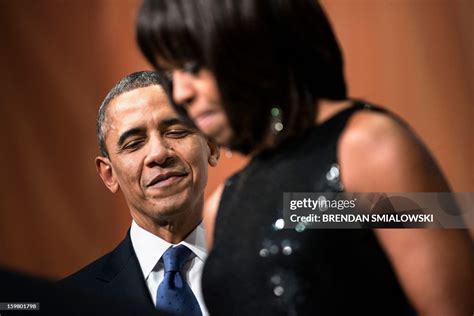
[
  {"xmin": 106, "ymin": 85, "xmax": 174, "ymax": 124},
  {"xmin": 110, "ymin": 85, "xmax": 166, "ymax": 110}
]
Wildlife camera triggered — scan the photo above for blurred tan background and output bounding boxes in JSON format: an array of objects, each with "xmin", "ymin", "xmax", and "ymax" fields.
[{"xmin": 0, "ymin": 0, "xmax": 472, "ymax": 279}]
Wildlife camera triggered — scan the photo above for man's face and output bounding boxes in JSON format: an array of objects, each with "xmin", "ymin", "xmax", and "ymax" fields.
[{"xmin": 96, "ymin": 85, "xmax": 218, "ymax": 225}]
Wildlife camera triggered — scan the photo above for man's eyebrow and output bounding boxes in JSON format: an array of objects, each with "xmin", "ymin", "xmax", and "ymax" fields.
[
  {"xmin": 117, "ymin": 127, "xmax": 145, "ymax": 148},
  {"xmin": 160, "ymin": 118, "xmax": 183, "ymax": 127}
]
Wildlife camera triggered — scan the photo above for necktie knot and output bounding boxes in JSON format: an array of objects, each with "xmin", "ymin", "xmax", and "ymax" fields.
[{"xmin": 162, "ymin": 245, "xmax": 193, "ymax": 273}]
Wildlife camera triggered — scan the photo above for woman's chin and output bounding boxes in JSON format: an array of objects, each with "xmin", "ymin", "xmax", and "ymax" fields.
[{"xmin": 206, "ymin": 125, "xmax": 233, "ymax": 147}]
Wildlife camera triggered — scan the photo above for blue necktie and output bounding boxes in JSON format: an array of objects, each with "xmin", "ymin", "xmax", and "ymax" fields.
[{"xmin": 156, "ymin": 245, "xmax": 202, "ymax": 316}]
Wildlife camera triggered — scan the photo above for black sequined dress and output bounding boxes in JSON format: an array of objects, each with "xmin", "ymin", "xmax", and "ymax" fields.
[{"xmin": 202, "ymin": 101, "xmax": 414, "ymax": 315}]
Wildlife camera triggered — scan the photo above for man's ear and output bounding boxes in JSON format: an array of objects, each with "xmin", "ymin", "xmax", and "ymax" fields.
[
  {"xmin": 95, "ymin": 156, "xmax": 120, "ymax": 193},
  {"xmin": 207, "ymin": 139, "xmax": 220, "ymax": 167}
]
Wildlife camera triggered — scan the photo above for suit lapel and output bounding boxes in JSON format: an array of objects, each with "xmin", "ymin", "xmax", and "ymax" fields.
[{"xmin": 96, "ymin": 231, "xmax": 155, "ymax": 311}]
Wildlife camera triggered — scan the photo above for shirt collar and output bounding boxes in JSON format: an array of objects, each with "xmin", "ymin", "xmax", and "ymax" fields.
[{"xmin": 130, "ymin": 220, "xmax": 207, "ymax": 279}]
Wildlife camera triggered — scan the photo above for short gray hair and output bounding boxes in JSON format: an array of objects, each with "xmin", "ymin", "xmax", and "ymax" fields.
[{"xmin": 97, "ymin": 71, "xmax": 167, "ymax": 157}]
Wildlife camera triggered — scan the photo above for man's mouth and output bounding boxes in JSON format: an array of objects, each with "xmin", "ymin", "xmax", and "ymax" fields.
[{"xmin": 146, "ymin": 171, "xmax": 188, "ymax": 188}]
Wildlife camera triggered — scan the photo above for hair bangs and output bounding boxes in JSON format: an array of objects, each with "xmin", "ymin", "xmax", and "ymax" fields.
[{"xmin": 136, "ymin": 0, "xmax": 205, "ymax": 70}]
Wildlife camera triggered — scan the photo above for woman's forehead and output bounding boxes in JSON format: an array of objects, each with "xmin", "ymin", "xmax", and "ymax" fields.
[{"xmin": 155, "ymin": 55, "xmax": 178, "ymax": 70}]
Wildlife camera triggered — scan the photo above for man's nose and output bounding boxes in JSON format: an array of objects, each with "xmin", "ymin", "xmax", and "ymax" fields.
[
  {"xmin": 144, "ymin": 136, "xmax": 173, "ymax": 167},
  {"xmin": 172, "ymin": 70, "xmax": 195, "ymax": 107}
]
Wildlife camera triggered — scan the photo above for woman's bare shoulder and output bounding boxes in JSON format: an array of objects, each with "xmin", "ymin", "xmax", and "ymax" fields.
[{"xmin": 337, "ymin": 109, "xmax": 449, "ymax": 192}]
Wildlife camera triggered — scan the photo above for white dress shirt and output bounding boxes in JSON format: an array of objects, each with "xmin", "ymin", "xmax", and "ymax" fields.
[{"xmin": 130, "ymin": 220, "xmax": 209, "ymax": 315}]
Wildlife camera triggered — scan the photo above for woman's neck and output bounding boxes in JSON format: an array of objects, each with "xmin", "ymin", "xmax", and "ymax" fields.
[
  {"xmin": 316, "ymin": 99, "xmax": 353, "ymax": 124},
  {"xmin": 247, "ymin": 99, "xmax": 353, "ymax": 158}
]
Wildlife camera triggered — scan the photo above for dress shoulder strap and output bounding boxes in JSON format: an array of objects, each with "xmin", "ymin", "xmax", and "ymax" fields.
[
  {"xmin": 315, "ymin": 99, "xmax": 400, "ymax": 191},
  {"xmin": 317, "ymin": 99, "xmax": 388, "ymax": 135}
]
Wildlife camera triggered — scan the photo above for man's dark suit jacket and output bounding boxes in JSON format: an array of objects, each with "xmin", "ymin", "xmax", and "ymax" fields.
[{"xmin": 59, "ymin": 231, "xmax": 163, "ymax": 315}]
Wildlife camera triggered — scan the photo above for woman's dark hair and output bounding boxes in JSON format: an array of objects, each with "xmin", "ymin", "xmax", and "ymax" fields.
[{"xmin": 136, "ymin": 0, "xmax": 347, "ymax": 154}]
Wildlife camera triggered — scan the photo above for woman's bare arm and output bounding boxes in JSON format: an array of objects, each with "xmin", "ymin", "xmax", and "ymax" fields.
[
  {"xmin": 203, "ymin": 184, "xmax": 225, "ymax": 249},
  {"xmin": 339, "ymin": 110, "xmax": 474, "ymax": 316}
]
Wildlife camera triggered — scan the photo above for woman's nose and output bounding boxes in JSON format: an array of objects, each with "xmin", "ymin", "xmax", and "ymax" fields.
[{"xmin": 172, "ymin": 70, "xmax": 195, "ymax": 107}]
